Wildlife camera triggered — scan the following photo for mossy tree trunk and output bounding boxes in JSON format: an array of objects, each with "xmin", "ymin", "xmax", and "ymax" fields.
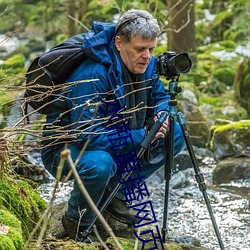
[{"xmin": 234, "ymin": 57, "xmax": 250, "ymax": 116}]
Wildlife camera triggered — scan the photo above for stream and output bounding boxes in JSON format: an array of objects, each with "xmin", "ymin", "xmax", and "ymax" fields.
[{"xmin": 38, "ymin": 155, "xmax": 250, "ymax": 250}]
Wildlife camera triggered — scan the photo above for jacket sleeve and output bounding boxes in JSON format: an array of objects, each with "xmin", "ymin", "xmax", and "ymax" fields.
[{"xmin": 65, "ymin": 60, "xmax": 146, "ymax": 153}]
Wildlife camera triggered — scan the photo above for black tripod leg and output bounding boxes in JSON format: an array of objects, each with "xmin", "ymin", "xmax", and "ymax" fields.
[
  {"xmin": 162, "ymin": 114, "xmax": 175, "ymax": 242},
  {"xmin": 81, "ymin": 171, "xmax": 131, "ymax": 240},
  {"xmin": 177, "ymin": 112, "xmax": 225, "ymax": 250}
]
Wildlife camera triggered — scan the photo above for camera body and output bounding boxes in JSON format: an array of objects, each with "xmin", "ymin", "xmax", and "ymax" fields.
[{"xmin": 156, "ymin": 51, "xmax": 192, "ymax": 79}]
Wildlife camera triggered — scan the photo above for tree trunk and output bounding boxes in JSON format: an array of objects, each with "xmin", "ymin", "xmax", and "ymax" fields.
[
  {"xmin": 67, "ymin": 0, "xmax": 76, "ymax": 36},
  {"xmin": 167, "ymin": 0, "xmax": 196, "ymax": 62},
  {"xmin": 78, "ymin": 0, "xmax": 88, "ymax": 20}
]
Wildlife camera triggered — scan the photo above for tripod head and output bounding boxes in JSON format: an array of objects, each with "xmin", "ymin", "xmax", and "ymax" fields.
[{"xmin": 168, "ymin": 76, "xmax": 182, "ymax": 100}]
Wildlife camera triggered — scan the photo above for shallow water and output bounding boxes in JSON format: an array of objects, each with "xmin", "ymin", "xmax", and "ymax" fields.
[
  {"xmin": 38, "ymin": 157, "xmax": 250, "ymax": 250},
  {"xmin": 147, "ymin": 157, "xmax": 250, "ymax": 250}
]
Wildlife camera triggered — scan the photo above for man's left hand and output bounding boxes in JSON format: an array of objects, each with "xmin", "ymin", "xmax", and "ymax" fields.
[{"xmin": 154, "ymin": 111, "xmax": 169, "ymax": 139}]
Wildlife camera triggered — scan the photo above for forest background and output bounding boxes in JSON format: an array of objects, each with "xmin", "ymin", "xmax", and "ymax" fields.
[{"xmin": 0, "ymin": 0, "xmax": 250, "ymax": 125}]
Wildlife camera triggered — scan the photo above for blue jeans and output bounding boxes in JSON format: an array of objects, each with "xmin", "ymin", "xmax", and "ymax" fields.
[{"xmin": 41, "ymin": 122, "xmax": 185, "ymax": 226}]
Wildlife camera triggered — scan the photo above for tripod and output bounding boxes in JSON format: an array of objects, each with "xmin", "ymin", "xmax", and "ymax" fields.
[
  {"xmin": 82, "ymin": 77, "xmax": 225, "ymax": 250},
  {"xmin": 161, "ymin": 77, "xmax": 225, "ymax": 249}
]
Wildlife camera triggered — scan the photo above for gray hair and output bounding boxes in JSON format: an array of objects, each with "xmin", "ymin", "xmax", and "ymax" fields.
[{"xmin": 115, "ymin": 9, "xmax": 160, "ymax": 43}]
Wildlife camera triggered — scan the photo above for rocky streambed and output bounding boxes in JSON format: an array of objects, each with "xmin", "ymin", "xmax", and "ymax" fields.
[{"xmin": 38, "ymin": 154, "xmax": 250, "ymax": 250}]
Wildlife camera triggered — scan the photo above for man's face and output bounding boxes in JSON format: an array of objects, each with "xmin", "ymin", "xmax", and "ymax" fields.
[{"xmin": 115, "ymin": 35, "xmax": 157, "ymax": 74}]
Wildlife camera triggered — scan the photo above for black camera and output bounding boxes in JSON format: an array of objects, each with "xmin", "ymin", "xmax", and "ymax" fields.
[{"xmin": 156, "ymin": 51, "xmax": 192, "ymax": 79}]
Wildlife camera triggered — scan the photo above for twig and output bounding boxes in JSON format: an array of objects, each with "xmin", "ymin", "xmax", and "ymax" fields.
[
  {"xmin": 61, "ymin": 148, "xmax": 124, "ymax": 250},
  {"xmin": 93, "ymin": 225, "xmax": 110, "ymax": 250},
  {"xmin": 134, "ymin": 227, "xmax": 141, "ymax": 250},
  {"xmin": 22, "ymin": 154, "xmax": 66, "ymax": 249},
  {"xmin": 68, "ymin": 14, "xmax": 89, "ymax": 31}
]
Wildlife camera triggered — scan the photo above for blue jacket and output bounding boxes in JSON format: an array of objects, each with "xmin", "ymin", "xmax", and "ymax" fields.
[{"xmin": 44, "ymin": 21, "xmax": 170, "ymax": 153}]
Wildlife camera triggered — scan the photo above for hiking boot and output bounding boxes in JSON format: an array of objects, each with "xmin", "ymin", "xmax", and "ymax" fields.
[
  {"xmin": 105, "ymin": 196, "xmax": 139, "ymax": 225},
  {"xmin": 61, "ymin": 213, "xmax": 97, "ymax": 243}
]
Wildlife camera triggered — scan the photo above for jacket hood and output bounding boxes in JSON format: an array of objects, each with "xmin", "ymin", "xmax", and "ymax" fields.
[{"xmin": 82, "ymin": 21, "xmax": 116, "ymax": 65}]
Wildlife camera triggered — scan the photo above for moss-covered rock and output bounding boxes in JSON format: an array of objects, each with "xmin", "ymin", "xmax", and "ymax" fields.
[
  {"xmin": 213, "ymin": 66, "xmax": 235, "ymax": 86},
  {"xmin": 0, "ymin": 174, "xmax": 47, "ymax": 240},
  {"xmin": 0, "ymin": 209, "xmax": 24, "ymax": 250},
  {"xmin": 199, "ymin": 92, "xmax": 248, "ymax": 122},
  {"xmin": 209, "ymin": 120, "xmax": 250, "ymax": 160}
]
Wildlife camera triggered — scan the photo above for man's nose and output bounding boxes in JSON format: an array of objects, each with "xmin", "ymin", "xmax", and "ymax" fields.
[{"xmin": 142, "ymin": 50, "xmax": 151, "ymax": 59}]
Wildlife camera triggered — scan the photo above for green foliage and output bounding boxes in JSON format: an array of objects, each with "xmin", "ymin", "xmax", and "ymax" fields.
[
  {"xmin": 199, "ymin": 91, "xmax": 248, "ymax": 121},
  {"xmin": 192, "ymin": 40, "xmax": 241, "ymax": 96},
  {"xmin": 213, "ymin": 67, "xmax": 235, "ymax": 86},
  {"xmin": 0, "ymin": 54, "xmax": 26, "ymax": 84},
  {"xmin": 196, "ymin": 0, "xmax": 250, "ymax": 47},
  {"xmin": 209, "ymin": 10, "xmax": 233, "ymax": 42},
  {"xmin": 199, "ymin": 95, "xmax": 224, "ymax": 107},
  {"xmin": 1, "ymin": 54, "xmax": 25, "ymax": 69}
]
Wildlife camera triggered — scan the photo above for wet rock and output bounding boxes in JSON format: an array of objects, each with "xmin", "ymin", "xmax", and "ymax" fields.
[
  {"xmin": 213, "ymin": 157, "xmax": 250, "ymax": 184},
  {"xmin": 209, "ymin": 119, "xmax": 250, "ymax": 160},
  {"xmin": 170, "ymin": 168, "xmax": 193, "ymax": 189},
  {"xmin": 179, "ymin": 100, "xmax": 211, "ymax": 148}
]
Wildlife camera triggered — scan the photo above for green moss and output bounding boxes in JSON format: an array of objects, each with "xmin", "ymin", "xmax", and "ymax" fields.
[
  {"xmin": 7, "ymin": 228, "xmax": 24, "ymax": 249},
  {"xmin": 209, "ymin": 120, "xmax": 250, "ymax": 150},
  {"xmin": 0, "ymin": 209, "xmax": 24, "ymax": 249},
  {"xmin": 0, "ymin": 235, "xmax": 16, "ymax": 250},
  {"xmin": 199, "ymin": 95, "xmax": 224, "ymax": 107},
  {"xmin": 0, "ymin": 209, "xmax": 21, "ymax": 229},
  {"xmin": 0, "ymin": 175, "xmax": 47, "ymax": 239},
  {"xmin": 235, "ymin": 57, "xmax": 250, "ymax": 115},
  {"xmin": 0, "ymin": 54, "xmax": 26, "ymax": 87},
  {"xmin": 217, "ymin": 40, "xmax": 237, "ymax": 51},
  {"xmin": 213, "ymin": 67, "xmax": 235, "ymax": 86},
  {"xmin": 213, "ymin": 120, "xmax": 250, "ymax": 133},
  {"xmin": 1, "ymin": 54, "xmax": 25, "ymax": 69}
]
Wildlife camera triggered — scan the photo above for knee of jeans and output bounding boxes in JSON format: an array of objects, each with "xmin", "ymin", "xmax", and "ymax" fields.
[{"xmin": 78, "ymin": 151, "xmax": 116, "ymax": 180}]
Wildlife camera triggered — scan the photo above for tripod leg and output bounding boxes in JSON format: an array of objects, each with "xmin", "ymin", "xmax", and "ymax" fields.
[
  {"xmin": 162, "ymin": 114, "xmax": 175, "ymax": 242},
  {"xmin": 177, "ymin": 112, "xmax": 225, "ymax": 250}
]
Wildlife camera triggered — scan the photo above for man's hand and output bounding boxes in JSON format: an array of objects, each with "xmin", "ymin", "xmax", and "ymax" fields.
[{"xmin": 154, "ymin": 111, "xmax": 169, "ymax": 139}]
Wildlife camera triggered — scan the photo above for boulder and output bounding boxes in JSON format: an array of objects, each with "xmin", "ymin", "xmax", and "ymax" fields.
[
  {"xmin": 179, "ymin": 100, "xmax": 211, "ymax": 148},
  {"xmin": 213, "ymin": 157, "xmax": 250, "ymax": 184},
  {"xmin": 209, "ymin": 119, "xmax": 250, "ymax": 160},
  {"xmin": 209, "ymin": 119, "xmax": 250, "ymax": 184}
]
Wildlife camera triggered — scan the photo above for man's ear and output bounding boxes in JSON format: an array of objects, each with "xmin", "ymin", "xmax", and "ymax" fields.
[{"xmin": 115, "ymin": 36, "xmax": 122, "ymax": 51}]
